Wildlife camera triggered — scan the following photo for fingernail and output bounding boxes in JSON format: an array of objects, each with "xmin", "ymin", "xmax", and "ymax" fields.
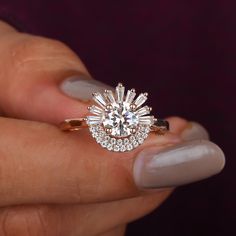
[
  {"xmin": 181, "ymin": 122, "xmax": 209, "ymax": 141},
  {"xmin": 60, "ymin": 75, "xmax": 113, "ymax": 101},
  {"xmin": 133, "ymin": 140, "xmax": 225, "ymax": 189}
]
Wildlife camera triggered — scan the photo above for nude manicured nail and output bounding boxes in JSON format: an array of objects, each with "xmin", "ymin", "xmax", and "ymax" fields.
[
  {"xmin": 133, "ymin": 140, "xmax": 225, "ymax": 189},
  {"xmin": 181, "ymin": 122, "xmax": 209, "ymax": 141},
  {"xmin": 60, "ymin": 75, "xmax": 113, "ymax": 100}
]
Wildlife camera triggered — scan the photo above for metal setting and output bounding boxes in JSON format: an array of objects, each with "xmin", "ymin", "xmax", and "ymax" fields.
[{"xmin": 60, "ymin": 83, "xmax": 169, "ymax": 152}]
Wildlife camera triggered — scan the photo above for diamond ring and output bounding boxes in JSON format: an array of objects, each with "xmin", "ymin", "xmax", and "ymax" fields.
[{"xmin": 60, "ymin": 83, "xmax": 169, "ymax": 152}]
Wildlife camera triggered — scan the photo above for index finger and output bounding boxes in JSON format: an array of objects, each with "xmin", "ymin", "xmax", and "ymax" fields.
[{"xmin": 0, "ymin": 117, "xmax": 224, "ymax": 206}]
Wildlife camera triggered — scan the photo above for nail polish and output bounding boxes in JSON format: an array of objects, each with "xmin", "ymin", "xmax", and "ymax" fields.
[
  {"xmin": 133, "ymin": 140, "xmax": 225, "ymax": 189},
  {"xmin": 60, "ymin": 75, "xmax": 113, "ymax": 101}
]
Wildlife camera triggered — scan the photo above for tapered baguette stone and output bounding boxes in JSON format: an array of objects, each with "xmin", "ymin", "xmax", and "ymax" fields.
[
  {"xmin": 116, "ymin": 84, "xmax": 125, "ymax": 103},
  {"xmin": 92, "ymin": 92, "xmax": 107, "ymax": 108},
  {"xmin": 87, "ymin": 116, "xmax": 102, "ymax": 125},
  {"xmin": 139, "ymin": 116, "xmax": 155, "ymax": 125},
  {"xmin": 134, "ymin": 93, "xmax": 148, "ymax": 108},
  {"xmin": 89, "ymin": 105, "xmax": 104, "ymax": 115},
  {"xmin": 135, "ymin": 106, "xmax": 151, "ymax": 116},
  {"xmin": 125, "ymin": 89, "xmax": 136, "ymax": 105},
  {"xmin": 104, "ymin": 90, "xmax": 116, "ymax": 105}
]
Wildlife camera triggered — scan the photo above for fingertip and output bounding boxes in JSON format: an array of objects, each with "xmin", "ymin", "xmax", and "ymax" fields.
[{"xmin": 165, "ymin": 116, "xmax": 188, "ymax": 134}]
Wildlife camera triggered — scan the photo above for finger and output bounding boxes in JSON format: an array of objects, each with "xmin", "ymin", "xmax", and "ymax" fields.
[
  {"xmin": 0, "ymin": 21, "xmax": 225, "ymax": 204},
  {"xmin": 0, "ymin": 22, "xmax": 192, "ymax": 158},
  {"xmin": 0, "ymin": 190, "xmax": 171, "ymax": 236},
  {"xmin": 98, "ymin": 225, "xmax": 127, "ymax": 236},
  {"xmin": 0, "ymin": 117, "xmax": 224, "ymax": 206},
  {"xmin": 0, "ymin": 21, "xmax": 16, "ymax": 34},
  {"xmin": 166, "ymin": 116, "xmax": 188, "ymax": 134},
  {"xmin": 0, "ymin": 21, "xmax": 180, "ymax": 130},
  {"xmin": 0, "ymin": 20, "xmax": 94, "ymax": 123}
]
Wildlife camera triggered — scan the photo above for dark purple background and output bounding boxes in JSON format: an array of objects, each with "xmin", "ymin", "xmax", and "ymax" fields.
[{"xmin": 0, "ymin": 0, "xmax": 235, "ymax": 235}]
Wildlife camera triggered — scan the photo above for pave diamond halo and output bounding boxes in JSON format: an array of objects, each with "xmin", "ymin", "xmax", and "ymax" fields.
[{"xmin": 86, "ymin": 83, "xmax": 155, "ymax": 152}]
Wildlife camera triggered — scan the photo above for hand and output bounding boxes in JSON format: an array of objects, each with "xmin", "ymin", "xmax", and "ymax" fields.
[{"xmin": 0, "ymin": 21, "xmax": 225, "ymax": 236}]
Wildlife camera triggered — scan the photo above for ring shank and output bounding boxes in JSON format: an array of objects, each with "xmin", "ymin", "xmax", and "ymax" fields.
[
  {"xmin": 60, "ymin": 118, "xmax": 169, "ymax": 135},
  {"xmin": 151, "ymin": 119, "xmax": 169, "ymax": 135},
  {"xmin": 60, "ymin": 118, "xmax": 87, "ymax": 131}
]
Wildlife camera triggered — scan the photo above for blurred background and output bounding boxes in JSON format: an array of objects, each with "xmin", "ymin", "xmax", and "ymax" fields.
[{"xmin": 0, "ymin": 0, "xmax": 235, "ymax": 235}]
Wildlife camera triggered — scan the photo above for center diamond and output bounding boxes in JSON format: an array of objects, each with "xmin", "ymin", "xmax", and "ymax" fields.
[{"xmin": 102, "ymin": 104, "xmax": 138, "ymax": 137}]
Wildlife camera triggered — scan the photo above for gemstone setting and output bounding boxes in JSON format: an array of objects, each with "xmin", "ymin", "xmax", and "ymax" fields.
[
  {"xmin": 86, "ymin": 83, "xmax": 155, "ymax": 152},
  {"xmin": 102, "ymin": 104, "xmax": 139, "ymax": 137}
]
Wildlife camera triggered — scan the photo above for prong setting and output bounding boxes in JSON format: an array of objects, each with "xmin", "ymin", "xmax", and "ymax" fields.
[
  {"xmin": 106, "ymin": 104, "xmax": 113, "ymax": 111},
  {"xmin": 131, "ymin": 128, "xmax": 136, "ymax": 134},
  {"xmin": 87, "ymin": 83, "xmax": 156, "ymax": 152},
  {"xmin": 130, "ymin": 103, "xmax": 137, "ymax": 111},
  {"xmin": 105, "ymin": 128, "xmax": 112, "ymax": 134}
]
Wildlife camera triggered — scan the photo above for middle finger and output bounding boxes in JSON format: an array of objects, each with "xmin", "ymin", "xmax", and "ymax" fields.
[
  {"xmin": 0, "ymin": 116, "xmax": 179, "ymax": 207},
  {"xmin": 0, "ymin": 191, "xmax": 171, "ymax": 236}
]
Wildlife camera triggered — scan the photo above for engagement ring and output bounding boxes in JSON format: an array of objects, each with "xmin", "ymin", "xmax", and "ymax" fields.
[{"xmin": 60, "ymin": 83, "xmax": 169, "ymax": 152}]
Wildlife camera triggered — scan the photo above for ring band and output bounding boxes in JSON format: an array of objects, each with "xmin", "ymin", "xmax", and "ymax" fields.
[
  {"xmin": 60, "ymin": 118, "xmax": 169, "ymax": 134},
  {"xmin": 60, "ymin": 83, "xmax": 169, "ymax": 152}
]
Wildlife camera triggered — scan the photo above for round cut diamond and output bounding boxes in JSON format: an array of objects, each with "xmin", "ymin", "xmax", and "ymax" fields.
[
  {"xmin": 113, "ymin": 145, "xmax": 120, "ymax": 152},
  {"xmin": 117, "ymin": 139, "xmax": 123, "ymax": 146},
  {"xmin": 120, "ymin": 145, "xmax": 127, "ymax": 152},
  {"xmin": 129, "ymin": 136, "xmax": 136, "ymax": 142},
  {"xmin": 107, "ymin": 143, "xmax": 113, "ymax": 150},
  {"xmin": 87, "ymin": 83, "xmax": 155, "ymax": 152},
  {"xmin": 138, "ymin": 137, "xmax": 144, "ymax": 144},
  {"xmin": 102, "ymin": 104, "xmax": 138, "ymax": 137},
  {"xmin": 110, "ymin": 138, "xmax": 116, "ymax": 144},
  {"xmin": 127, "ymin": 144, "xmax": 133, "ymax": 151},
  {"xmin": 133, "ymin": 141, "xmax": 139, "ymax": 147},
  {"xmin": 101, "ymin": 140, "xmax": 108, "ymax": 147},
  {"xmin": 124, "ymin": 138, "xmax": 129, "ymax": 144}
]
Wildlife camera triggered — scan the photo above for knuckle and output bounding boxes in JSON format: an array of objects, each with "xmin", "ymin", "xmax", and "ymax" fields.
[
  {"xmin": 10, "ymin": 35, "xmax": 79, "ymax": 71},
  {"xmin": 2, "ymin": 34, "xmax": 83, "ymax": 113}
]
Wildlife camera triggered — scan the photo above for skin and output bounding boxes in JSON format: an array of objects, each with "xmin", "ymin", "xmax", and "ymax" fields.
[{"xmin": 0, "ymin": 20, "xmax": 189, "ymax": 236}]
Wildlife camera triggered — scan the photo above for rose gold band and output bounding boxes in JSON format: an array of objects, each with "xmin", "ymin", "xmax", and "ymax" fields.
[
  {"xmin": 60, "ymin": 118, "xmax": 87, "ymax": 131},
  {"xmin": 60, "ymin": 118, "xmax": 169, "ymax": 135}
]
